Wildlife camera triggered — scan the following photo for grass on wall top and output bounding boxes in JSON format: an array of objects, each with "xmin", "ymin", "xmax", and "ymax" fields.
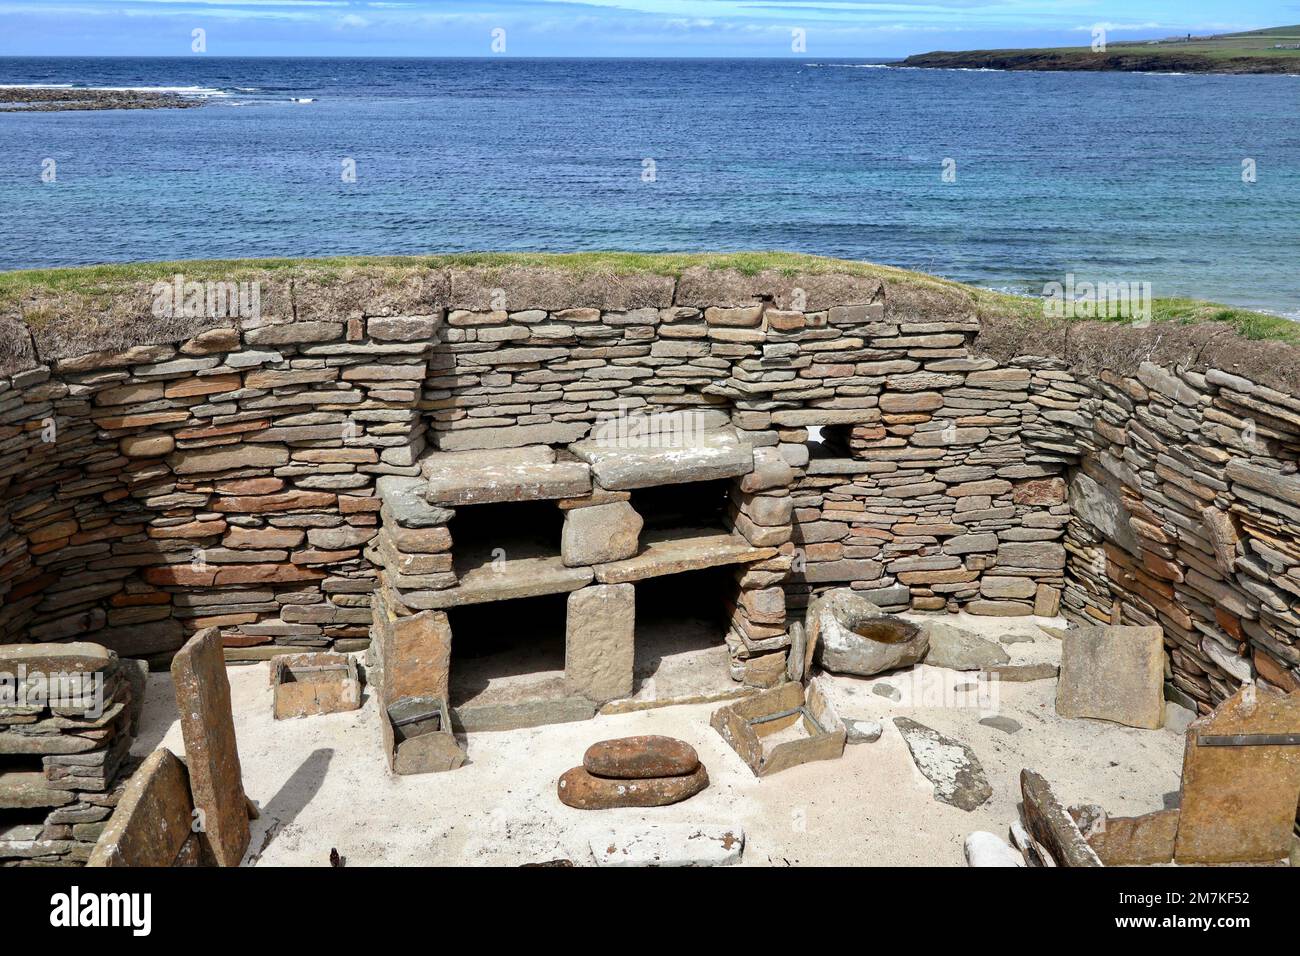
[{"xmin": 1, "ymin": 251, "xmax": 1296, "ymax": 344}]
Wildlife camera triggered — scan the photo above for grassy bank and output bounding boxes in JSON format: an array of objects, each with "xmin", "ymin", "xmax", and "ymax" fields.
[
  {"xmin": 900, "ymin": 25, "xmax": 1300, "ymax": 74},
  {"xmin": 1, "ymin": 252, "xmax": 1295, "ymax": 344}
]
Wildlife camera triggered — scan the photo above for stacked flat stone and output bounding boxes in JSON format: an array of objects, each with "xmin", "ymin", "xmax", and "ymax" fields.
[
  {"xmin": 1062, "ymin": 362, "xmax": 1300, "ymax": 712},
  {"xmin": 0, "ymin": 643, "xmax": 139, "ymax": 866},
  {"xmin": 1, "ymin": 264, "xmax": 1298, "ymax": 719},
  {"xmin": 557, "ymin": 735, "xmax": 708, "ymax": 809},
  {"xmin": 0, "ymin": 312, "xmax": 440, "ymax": 665}
]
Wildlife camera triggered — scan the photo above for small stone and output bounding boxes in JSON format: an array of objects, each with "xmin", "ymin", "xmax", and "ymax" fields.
[
  {"xmin": 979, "ymin": 715, "xmax": 1021, "ymax": 734},
  {"xmin": 894, "ymin": 717, "xmax": 992, "ymax": 811},
  {"xmin": 924, "ymin": 623, "xmax": 1009, "ymax": 671},
  {"xmin": 986, "ymin": 662, "xmax": 1059, "ymax": 682},
  {"xmin": 561, "ymin": 500, "xmax": 643, "ymax": 566},
  {"xmin": 557, "ymin": 764, "xmax": 709, "ymax": 809},
  {"xmin": 872, "ymin": 683, "xmax": 901, "ymax": 702},
  {"xmin": 1164, "ymin": 701, "xmax": 1196, "ymax": 734},
  {"xmin": 590, "ymin": 823, "xmax": 744, "ymax": 867},
  {"xmin": 964, "ymin": 831, "xmax": 1024, "ymax": 867},
  {"xmin": 844, "ymin": 718, "xmax": 883, "ymax": 743},
  {"xmin": 583, "ymin": 736, "xmax": 699, "ymax": 780}
]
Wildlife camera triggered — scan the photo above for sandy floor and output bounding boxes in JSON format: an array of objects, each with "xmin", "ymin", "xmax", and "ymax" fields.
[{"xmin": 134, "ymin": 612, "xmax": 1188, "ymax": 866}]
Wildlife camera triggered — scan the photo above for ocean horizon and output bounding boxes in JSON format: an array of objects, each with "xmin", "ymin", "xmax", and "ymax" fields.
[{"xmin": 3, "ymin": 56, "xmax": 1298, "ymax": 317}]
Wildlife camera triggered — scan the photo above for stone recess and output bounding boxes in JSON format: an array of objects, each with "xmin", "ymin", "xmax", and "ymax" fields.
[{"xmin": 807, "ymin": 589, "xmax": 929, "ymax": 677}]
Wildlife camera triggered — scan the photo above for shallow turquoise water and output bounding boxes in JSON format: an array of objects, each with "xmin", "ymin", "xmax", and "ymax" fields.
[{"xmin": 1, "ymin": 57, "xmax": 1297, "ymax": 315}]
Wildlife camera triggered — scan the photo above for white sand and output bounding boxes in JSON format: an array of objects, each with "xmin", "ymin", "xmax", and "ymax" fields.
[{"xmin": 134, "ymin": 612, "xmax": 1186, "ymax": 866}]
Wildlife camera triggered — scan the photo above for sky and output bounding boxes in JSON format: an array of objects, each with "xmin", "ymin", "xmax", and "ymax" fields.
[{"xmin": 0, "ymin": 0, "xmax": 1295, "ymax": 58}]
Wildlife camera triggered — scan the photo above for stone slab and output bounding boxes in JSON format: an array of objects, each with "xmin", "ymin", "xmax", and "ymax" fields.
[
  {"xmin": 1056, "ymin": 625, "xmax": 1165, "ymax": 729},
  {"xmin": 373, "ymin": 587, "xmax": 451, "ymax": 705},
  {"xmin": 593, "ymin": 529, "xmax": 775, "ymax": 584},
  {"xmin": 452, "ymin": 695, "xmax": 596, "ymax": 733},
  {"xmin": 398, "ymin": 555, "xmax": 593, "ymax": 609},
  {"xmin": 1020, "ymin": 769, "xmax": 1102, "ymax": 866},
  {"xmin": 565, "ymin": 584, "xmax": 635, "ymax": 702},
  {"xmin": 589, "ymin": 823, "xmax": 744, "ymax": 867},
  {"xmin": 87, "ymin": 748, "xmax": 195, "ymax": 867},
  {"xmin": 0, "ymin": 771, "xmax": 76, "ymax": 809},
  {"xmin": 1174, "ymin": 686, "xmax": 1300, "ymax": 864},
  {"xmin": 569, "ymin": 427, "xmax": 753, "ymax": 490},
  {"xmin": 895, "ymin": 717, "xmax": 992, "ymax": 811},
  {"xmin": 170, "ymin": 627, "xmax": 250, "ymax": 866},
  {"xmin": 0, "ymin": 642, "xmax": 115, "ymax": 677},
  {"xmin": 422, "ymin": 445, "xmax": 591, "ymax": 505},
  {"xmin": 1084, "ymin": 808, "xmax": 1179, "ymax": 866}
]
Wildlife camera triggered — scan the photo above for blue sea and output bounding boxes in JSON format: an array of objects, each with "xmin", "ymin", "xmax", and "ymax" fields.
[{"xmin": 2, "ymin": 57, "xmax": 1298, "ymax": 315}]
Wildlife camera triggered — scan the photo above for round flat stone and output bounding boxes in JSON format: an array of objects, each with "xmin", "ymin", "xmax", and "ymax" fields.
[
  {"xmin": 583, "ymin": 735, "xmax": 699, "ymax": 780},
  {"xmin": 557, "ymin": 764, "xmax": 709, "ymax": 809}
]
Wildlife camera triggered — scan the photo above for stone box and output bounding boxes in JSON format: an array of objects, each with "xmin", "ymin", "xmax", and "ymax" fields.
[
  {"xmin": 271, "ymin": 652, "xmax": 362, "ymax": 720},
  {"xmin": 710, "ymin": 678, "xmax": 845, "ymax": 777},
  {"xmin": 383, "ymin": 695, "xmax": 466, "ymax": 775}
]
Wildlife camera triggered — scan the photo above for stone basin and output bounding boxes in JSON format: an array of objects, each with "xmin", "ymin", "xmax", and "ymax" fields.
[
  {"xmin": 850, "ymin": 617, "xmax": 921, "ymax": 646},
  {"xmin": 807, "ymin": 587, "xmax": 930, "ymax": 677}
]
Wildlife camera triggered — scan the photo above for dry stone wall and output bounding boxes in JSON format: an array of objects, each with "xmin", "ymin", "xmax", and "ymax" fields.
[
  {"xmin": 1062, "ymin": 362, "xmax": 1300, "ymax": 711},
  {"xmin": 0, "ymin": 264, "xmax": 1297, "ymax": 715}
]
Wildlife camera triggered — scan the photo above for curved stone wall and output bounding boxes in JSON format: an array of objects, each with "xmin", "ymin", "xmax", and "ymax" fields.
[{"xmin": 1, "ymin": 262, "xmax": 1296, "ymax": 715}]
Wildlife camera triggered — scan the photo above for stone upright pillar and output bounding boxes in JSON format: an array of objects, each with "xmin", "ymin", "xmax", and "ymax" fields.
[
  {"xmin": 565, "ymin": 584, "xmax": 635, "ymax": 702},
  {"xmin": 170, "ymin": 627, "xmax": 250, "ymax": 866}
]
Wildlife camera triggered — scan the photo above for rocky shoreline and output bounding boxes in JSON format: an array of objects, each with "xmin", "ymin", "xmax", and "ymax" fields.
[{"xmin": 0, "ymin": 87, "xmax": 206, "ymax": 112}]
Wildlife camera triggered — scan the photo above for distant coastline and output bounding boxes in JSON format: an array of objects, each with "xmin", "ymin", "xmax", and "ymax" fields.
[{"xmin": 898, "ymin": 25, "xmax": 1300, "ymax": 75}]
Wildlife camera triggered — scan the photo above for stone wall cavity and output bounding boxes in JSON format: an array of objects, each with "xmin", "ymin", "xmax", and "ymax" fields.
[{"xmin": 0, "ymin": 262, "xmax": 1297, "ymax": 715}]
